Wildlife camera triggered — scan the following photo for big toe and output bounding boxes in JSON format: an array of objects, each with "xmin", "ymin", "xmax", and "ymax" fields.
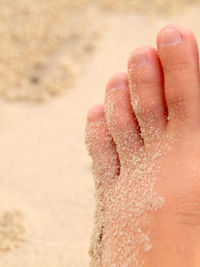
[{"xmin": 157, "ymin": 24, "xmax": 200, "ymax": 131}]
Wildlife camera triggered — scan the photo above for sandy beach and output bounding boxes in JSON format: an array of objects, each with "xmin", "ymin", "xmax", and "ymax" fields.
[{"xmin": 0, "ymin": 1, "xmax": 200, "ymax": 266}]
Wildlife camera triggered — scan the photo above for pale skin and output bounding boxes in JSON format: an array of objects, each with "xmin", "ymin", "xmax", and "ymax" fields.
[{"xmin": 86, "ymin": 23, "xmax": 200, "ymax": 266}]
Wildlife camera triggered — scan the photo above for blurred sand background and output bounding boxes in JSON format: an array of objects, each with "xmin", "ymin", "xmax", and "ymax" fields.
[{"xmin": 0, "ymin": 0, "xmax": 200, "ymax": 266}]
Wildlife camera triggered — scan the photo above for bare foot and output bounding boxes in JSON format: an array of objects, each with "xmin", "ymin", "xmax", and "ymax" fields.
[{"xmin": 86, "ymin": 24, "xmax": 200, "ymax": 267}]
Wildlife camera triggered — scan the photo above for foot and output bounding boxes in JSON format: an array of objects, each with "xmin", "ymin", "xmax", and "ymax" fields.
[{"xmin": 85, "ymin": 24, "xmax": 200, "ymax": 267}]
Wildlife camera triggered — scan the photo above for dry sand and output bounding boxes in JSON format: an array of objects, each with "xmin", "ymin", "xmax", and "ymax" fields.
[{"xmin": 0, "ymin": 1, "xmax": 200, "ymax": 266}]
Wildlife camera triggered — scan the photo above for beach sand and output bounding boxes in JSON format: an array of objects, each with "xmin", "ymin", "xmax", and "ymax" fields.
[{"xmin": 0, "ymin": 1, "xmax": 200, "ymax": 266}]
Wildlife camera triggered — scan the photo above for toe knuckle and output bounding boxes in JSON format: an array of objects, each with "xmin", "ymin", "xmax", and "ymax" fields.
[
  {"xmin": 176, "ymin": 191, "xmax": 200, "ymax": 226},
  {"xmin": 134, "ymin": 96, "xmax": 162, "ymax": 119}
]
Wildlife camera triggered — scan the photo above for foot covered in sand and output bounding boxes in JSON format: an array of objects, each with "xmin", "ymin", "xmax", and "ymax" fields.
[{"xmin": 86, "ymin": 23, "xmax": 200, "ymax": 266}]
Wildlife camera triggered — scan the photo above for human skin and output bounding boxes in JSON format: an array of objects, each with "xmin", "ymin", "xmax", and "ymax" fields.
[{"xmin": 86, "ymin": 23, "xmax": 200, "ymax": 266}]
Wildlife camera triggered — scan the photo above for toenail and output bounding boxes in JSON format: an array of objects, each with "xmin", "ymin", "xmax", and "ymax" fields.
[
  {"xmin": 160, "ymin": 29, "xmax": 182, "ymax": 47},
  {"xmin": 132, "ymin": 51, "xmax": 148, "ymax": 67},
  {"xmin": 107, "ymin": 75, "xmax": 127, "ymax": 91}
]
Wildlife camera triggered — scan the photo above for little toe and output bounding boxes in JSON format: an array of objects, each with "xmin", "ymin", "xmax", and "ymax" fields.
[
  {"xmin": 86, "ymin": 104, "xmax": 120, "ymax": 265},
  {"xmin": 128, "ymin": 46, "xmax": 167, "ymax": 142},
  {"xmin": 157, "ymin": 24, "xmax": 200, "ymax": 129},
  {"xmin": 104, "ymin": 73, "xmax": 142, "ymax": 161},
  {"xmin": 86, "ymin": 104, "xmax": 120, "ymax": 191}
]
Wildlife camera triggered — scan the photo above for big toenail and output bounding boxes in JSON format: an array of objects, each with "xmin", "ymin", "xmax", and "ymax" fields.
[
  {"xmin": 160, "ymin": 29, "xmax": 182, "ymax": 47},
  {"xmin": 132, "ymin": 52, "xmax": 148, "ymax": 67},
  {"xmin": 107, "ymin": 75, "xmax": 127, "ymax": 90}
]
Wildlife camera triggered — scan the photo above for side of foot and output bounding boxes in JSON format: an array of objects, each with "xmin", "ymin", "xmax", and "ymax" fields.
[{"xmin": 86, "ymin": 24, "xmax": 200, "ymax": 266}]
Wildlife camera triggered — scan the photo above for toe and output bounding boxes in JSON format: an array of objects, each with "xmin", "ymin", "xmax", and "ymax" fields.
[
  {"xmin": 86, "ymin": 104, "xmax": 120, "ymax": 191},
  {"xmin": 104, "ymin": 73, "xmax": 142, "ymax": 161},
  {"xmin": 128, "ymin": 46, "xmax": 167, "ymax": 142},
  {"xmin": 157, "ymin": 24, "xmax": 200, "ymax": 129}
]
